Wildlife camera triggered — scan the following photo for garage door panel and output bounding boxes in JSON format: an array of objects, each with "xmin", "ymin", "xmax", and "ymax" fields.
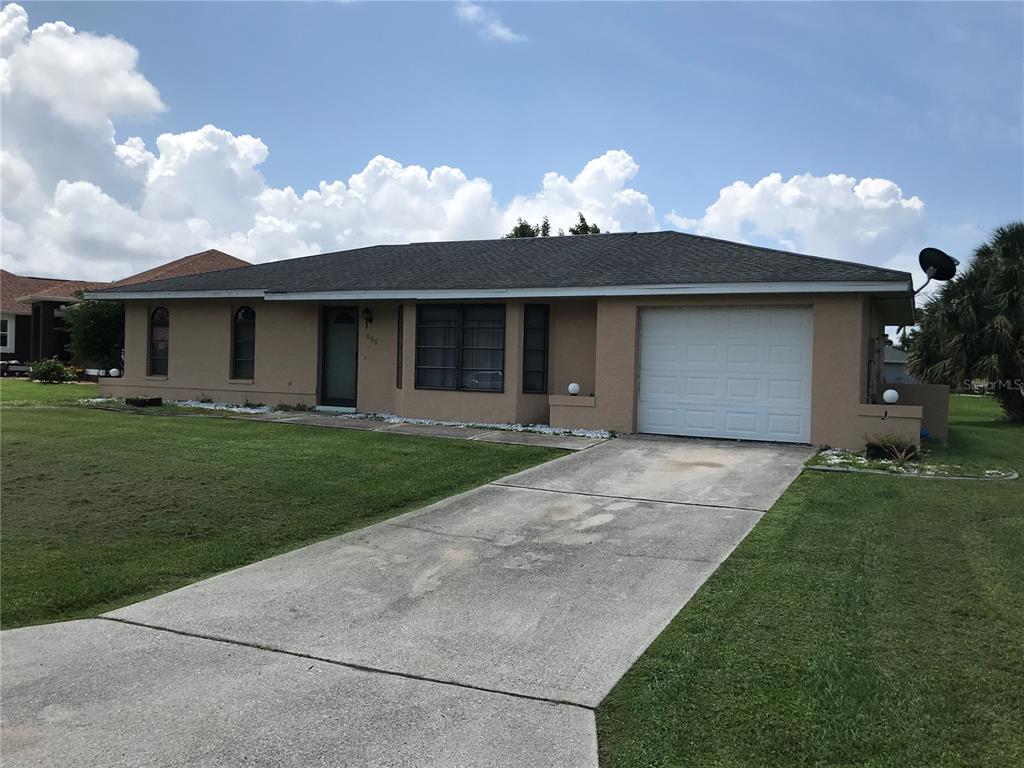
[
  {"xmin": 725, "ymin": 378, "xmax": 759, "ymax": 400},
  {"xmin": 684, "ymin": 377, "xmax": 718, "ymax": 398},
  {"xmin": 767, "ymin": 379, "xmax": 805, "ymax": 402},
  {"xmin": 767, "ymin": 413, "xmax": 805, "ymax": 437},
  {"xmin": 684, "ymin": 409, "xmax": 717, "ymax": 429},
  {"xmin": 768, "ymin": 343, "xmax": 805, "ymax": 365},
  {"xmin": 686, "ymin": 344, "xmax": 718, "ymax": 364},
  {"xmin": 726, "ymin": 344, "xmax": 760, "ymax": 364},
  {"xmin": 637, "ymin": 307, "xmax": 812, "ymax": 443}
]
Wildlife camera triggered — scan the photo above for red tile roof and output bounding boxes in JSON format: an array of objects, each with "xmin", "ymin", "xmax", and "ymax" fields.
[{"xmin": 2, "ymin": 250, "xmax": 249, "ymax": 312}]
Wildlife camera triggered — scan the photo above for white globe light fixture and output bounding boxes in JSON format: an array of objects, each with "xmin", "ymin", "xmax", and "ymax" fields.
[
  {"xmin": 109, "ymin": 368, "xmax": 121, "ymax": 378},
  {"xmin": 567, "ymin": 382, "xmax": 581, "ymax": 396},
  {"xmin": 882, "ymin": 388, "xmax": 899, "ymax": 404}
]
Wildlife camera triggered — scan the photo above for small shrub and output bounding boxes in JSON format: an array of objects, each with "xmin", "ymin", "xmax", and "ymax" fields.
[
  {"xmin": 28, "ymin": 358, "xmax": 71, "ymax": 384},
  {"xmin": 64, "ymin": 364, "xmax": 85, "ymax": 381},
  {"xmin": 275, "ymin": 402, "xmax": 314, "ymax": 412},
  {"xmin": 865, "ymin": 433, "xmax": 920, "ymax": 464},
  {"xmin": 243, "ymin": 400, "xmax": 265, "ymax": 409}
]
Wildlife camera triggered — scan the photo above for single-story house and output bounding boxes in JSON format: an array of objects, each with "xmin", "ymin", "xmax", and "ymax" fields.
[
  {"xmin": 87, "ymin": 231, "xmax": 924, "ymax": 449},
  {"xmin": 1, "ymin": 250, "xmax": 248, "ymax": 369}
]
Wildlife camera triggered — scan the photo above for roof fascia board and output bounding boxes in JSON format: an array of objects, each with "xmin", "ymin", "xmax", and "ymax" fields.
[
  {"xmin": 83, "ymin": 289, "xmax": 267, "ymax": 300},
  {"xmin": 263, "ymin": 280, "xmax": 912, "ymax": 300},
  {"xmin": 85, "ymin": 280, "xmax": 911, "ymax": 302}
]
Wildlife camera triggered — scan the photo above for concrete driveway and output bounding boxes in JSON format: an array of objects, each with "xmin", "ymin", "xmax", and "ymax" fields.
[{"xmin": 1, "ymin": 437, "xmax": 813, "ymax": 767}]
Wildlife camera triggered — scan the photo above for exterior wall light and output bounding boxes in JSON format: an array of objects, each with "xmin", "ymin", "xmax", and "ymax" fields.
[
  {"xmin": 883, "ymin": 388, "xmax": 899, "ymax": 404},
  {"xmin": 362, "ymin": 307, "xmax": 374, "ymax": 328},
  {"xmin": 568, "ymin": 382, "xmax": 581, "ymax": 396}
]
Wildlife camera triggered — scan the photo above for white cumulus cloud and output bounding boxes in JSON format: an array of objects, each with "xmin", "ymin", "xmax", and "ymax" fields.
[
  {"xmin": 0, "ymin": 3, "xmax": 163, "ymax": 128},
  {"xmin": 666, "ymin": 172, "xmax": 926, "ymax": 269},
  {"xmin": 455, "ymin": 1, "xmax": 525, "ymax": 43}
]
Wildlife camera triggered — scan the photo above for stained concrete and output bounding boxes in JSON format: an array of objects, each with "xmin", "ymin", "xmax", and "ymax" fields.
[
  {"xmin": 106, "ymin": 484, "xmax": 758, "ymax": 705},
  {"xmin": 497, "ymin": 436, "xmax": 815, "ymax": 510},
  {"xmin": 1, "ymin": 619, "xmax": 594, "ymax": 768}
]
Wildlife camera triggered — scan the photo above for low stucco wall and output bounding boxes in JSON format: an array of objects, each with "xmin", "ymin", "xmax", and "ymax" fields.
[{"xmin": 894, "ymin": 382, "xmax": 950, "ymax": 443}]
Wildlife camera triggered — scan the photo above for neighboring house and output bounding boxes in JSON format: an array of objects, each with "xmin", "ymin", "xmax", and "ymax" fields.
[
  {"xmin": 1, "ymin": 272, "xmax": 100, "ymax": 363},
  {"xmin": 87, "ymin": 231, "xmax": 922, "ymax": 449},
  {"xmin": 1, "ymin": 250, "xmax": 248, "ymax": 367},
  {"xmin": 883, "ymin": 345, "xmax": 920, "ymax": 384}
]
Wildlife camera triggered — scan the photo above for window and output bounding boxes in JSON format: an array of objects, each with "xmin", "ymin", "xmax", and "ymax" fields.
[
  {"xmin": 231, "ymin": 306, "xmax": 256, "ymax": 379},
  {"xmin": 148, "ymin": 307, "xmax": 169, "ymax": 376},
  {"xmin": 415, "ymin": 304, "xmax": 505, "ymax": 391},
  {"xmin": 396, "ymin": 305, "xmax": 404, "ymax": 388},
  {"xmin": 0, "ymin": 315, "xmax": 10, "ymax": 353},
  {"xmin": 522, "ymin": 304, "xmax": 549, "ymax": 394}
]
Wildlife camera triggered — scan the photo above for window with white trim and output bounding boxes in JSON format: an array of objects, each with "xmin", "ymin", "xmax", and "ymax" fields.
[{"xmin": 0, "ymin": 314, "xmax": 13, "ymax": 353}]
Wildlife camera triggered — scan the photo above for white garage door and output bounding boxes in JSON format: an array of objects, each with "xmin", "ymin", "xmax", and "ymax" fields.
[{"xmin": 637, "ymin": 307, "xmax": 813, "ymax": 443}]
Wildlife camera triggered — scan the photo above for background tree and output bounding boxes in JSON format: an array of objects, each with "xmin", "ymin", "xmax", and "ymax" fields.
[
  {"xmin": 908, "ymin": 221, "xmax": 1024, "ymax": 421},
  {"xmin": 62, "ymin": 298, "xmax": 124, "ymax": 369},
  {"xmin": 504, "ymin": 216, "xmax": 551, "ymax": 238},
  {"xmin": 568, "ymin": 212, "xmax": 600, "ymax": 235}
]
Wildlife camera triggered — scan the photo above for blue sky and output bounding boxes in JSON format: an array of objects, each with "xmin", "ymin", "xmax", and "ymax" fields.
[{"xmin": 4, "ymin": 1, "xmax": 1022, "ymax": 279}]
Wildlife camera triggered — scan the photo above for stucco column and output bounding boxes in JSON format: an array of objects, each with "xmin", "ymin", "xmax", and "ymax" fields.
[{"xmin": 593, "ymin": 299, "xmax": 639, "ymax": 433}]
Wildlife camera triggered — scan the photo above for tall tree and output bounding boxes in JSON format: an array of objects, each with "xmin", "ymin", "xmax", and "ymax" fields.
[
  {"xmin": 62, "ymin": 298, "xmax": 124, "ymax": 369},
  {"xmin": 568, "ymin": 212, "xmax": 600, "ymax": 235},
  {"xmin": 908, "ymin": 221, "xmax": 1024, "ymax": 421}
]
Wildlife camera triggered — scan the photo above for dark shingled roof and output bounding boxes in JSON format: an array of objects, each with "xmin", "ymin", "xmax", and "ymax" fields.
[{"xmin": 90, "ymin": 231, "xmax": 911, "ymax": 296}]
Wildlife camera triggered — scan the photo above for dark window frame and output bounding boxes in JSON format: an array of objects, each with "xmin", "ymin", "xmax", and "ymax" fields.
[
  {"xmin": 415, "ymin": 304, "xmax": 506, "ymax": 393},
  {"xmin": 396, "ymin": 305, "xmax": 404, "ymax": 389},
  {"xmin": 231, "ymin": 305, "xmax": 256, "ymax": 380},
  {"xmin": 522, "ymin": 304, "xmax": 549, "ymax": 394},
  {"xmin": 148, "ymin": 306, "xmax": 169, "ymax": 376}
]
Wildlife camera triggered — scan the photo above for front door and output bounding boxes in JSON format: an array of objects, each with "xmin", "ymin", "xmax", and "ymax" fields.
[{"xmin": 320, "ymin": 307, "xmax": 359, "ymax": 407}]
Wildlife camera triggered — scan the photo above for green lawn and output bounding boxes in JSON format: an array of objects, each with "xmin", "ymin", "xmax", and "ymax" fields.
[
  {"xmin": 0, "ymin": 378, "xmax": 99, "ymax": 405},
  {"xmin": 0, "ymin": 389, "xmax": 563, "ymax": 629},
  {"xmin": 598, "ymin": 395, "xmax": 1023, "ymax": 768}
]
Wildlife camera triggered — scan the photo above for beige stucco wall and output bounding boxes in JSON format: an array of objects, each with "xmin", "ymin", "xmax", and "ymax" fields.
[
  {"xmin": 548, "ymin": 300, "xmax": 596, "ymax": 397},
  {"xmin": 101, "ymin": 298, "xmax": 320, "ymax": 406},
  {"xmin": 894, "ymin": 383, "xmax": 950, "ymax": 443},
  {"xmin": 101, "ymin": 292, "xmax": 914, "ymax": 449}
]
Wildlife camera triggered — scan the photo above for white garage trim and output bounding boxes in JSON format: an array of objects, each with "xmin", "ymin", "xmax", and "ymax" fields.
[{"xmin": 637, "ymin": 306, "xmax": 813, "ymax": 443}]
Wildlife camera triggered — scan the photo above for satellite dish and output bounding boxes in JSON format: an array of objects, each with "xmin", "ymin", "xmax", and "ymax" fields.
[{"xmin": 914, "ymin": 247, "xmax": 959, "ymax": 294}]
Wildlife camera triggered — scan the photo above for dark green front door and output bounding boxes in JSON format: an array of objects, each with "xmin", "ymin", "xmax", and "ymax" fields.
[{"xmin": 320, "ymin": 307, "xmax": 358, "ymax": 407}]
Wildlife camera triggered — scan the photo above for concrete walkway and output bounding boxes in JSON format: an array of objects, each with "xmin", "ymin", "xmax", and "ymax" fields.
[
  {"xmin": 243, "ymin": 410, "xmax": 607, "ymax": 451},
  {"xmin": 1, "ymin": 437, "xmax": 813, "ymax": 767}
]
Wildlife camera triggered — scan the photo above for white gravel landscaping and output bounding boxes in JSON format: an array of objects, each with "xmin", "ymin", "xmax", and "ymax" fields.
[{"xmin": 344, "ymin": 411, "xmax": 611, "ymax": 439}]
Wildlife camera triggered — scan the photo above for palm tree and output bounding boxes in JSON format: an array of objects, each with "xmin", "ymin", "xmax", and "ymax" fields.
[{"xmin": 908, "ymin": 222, "xmax": 1024, "ymax": 421}]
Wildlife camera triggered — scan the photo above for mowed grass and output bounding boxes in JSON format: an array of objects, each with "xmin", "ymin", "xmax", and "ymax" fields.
[
  {"xmin": 0, "ymin": 378, "xmax": 99, "ymax": 405},
  {"xmin": 598, "ymin": 395, "xmax": 1023, "ymax": 768},
  {"xmin": 1, "ymin": 400, "xmax": 564, "ymax": 629}
]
